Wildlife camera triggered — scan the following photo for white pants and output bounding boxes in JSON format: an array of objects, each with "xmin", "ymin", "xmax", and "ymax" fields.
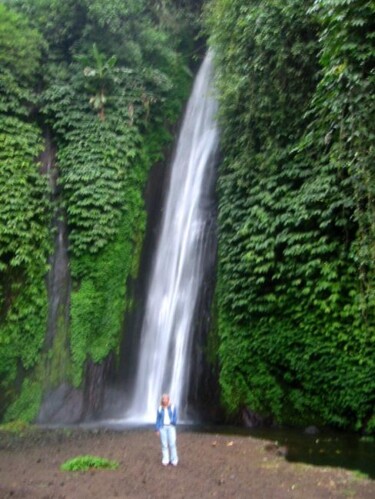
[{"xmin": 159, "ymin": 425, "xmax": 178, "ymax": 465}]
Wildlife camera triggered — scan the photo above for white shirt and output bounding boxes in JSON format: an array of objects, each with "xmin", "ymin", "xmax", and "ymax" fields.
[{"xmin": 163, "ymin": 407, "xmax": 171, "ymax": 425}]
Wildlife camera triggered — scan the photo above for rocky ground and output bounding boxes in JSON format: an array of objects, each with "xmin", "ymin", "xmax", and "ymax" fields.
[{"xmin": 0, "ymin": 427, "xmax": 374, "ymax": 498}]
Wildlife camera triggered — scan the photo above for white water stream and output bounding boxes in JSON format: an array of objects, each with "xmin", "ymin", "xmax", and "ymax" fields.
[{"xmin": 125, "ymin": 52, "xmax": 219, "ymax": 423}]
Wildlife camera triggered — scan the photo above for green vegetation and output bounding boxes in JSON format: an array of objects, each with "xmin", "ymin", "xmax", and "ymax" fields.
[
  {"xmin": 205, "ymin": 0, "xmax": 374, "ymax": 432},
  {"xmin": 1, "ymin": 0, "xmax": 373, "ymax": 434},
  {"xmin": 0, "ymin": 3, "xmax": 51, "ymax": 421},
  {"xmin": 0, "ymin": 420, "xmax": 32, "ymax": 434},
  {"xmin": 0, "ymin": 0, "xmax": 200, "ymax": 421},
  {"xmin": 61, "ymin": 455, "xmax": 119, "ymax": 472},
  {"xmin": 4, "ymin": 379, "xmax": 42, "ymax": 424}
]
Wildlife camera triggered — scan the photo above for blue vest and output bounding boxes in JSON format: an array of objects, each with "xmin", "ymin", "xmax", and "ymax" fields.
[{"xmin": 156, "ymin": 404, "xmax": 177, "ymax": 430}]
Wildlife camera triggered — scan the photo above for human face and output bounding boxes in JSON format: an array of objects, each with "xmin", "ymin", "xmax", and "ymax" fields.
[{"xmin": 161, "ymin": 395, "xmax": 170, "ymax": 407}]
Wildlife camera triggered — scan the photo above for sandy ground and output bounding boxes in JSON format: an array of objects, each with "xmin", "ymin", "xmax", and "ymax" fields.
[{"xmin": 0, "ymin": 428, "xmax": 374, "ymax": 498}]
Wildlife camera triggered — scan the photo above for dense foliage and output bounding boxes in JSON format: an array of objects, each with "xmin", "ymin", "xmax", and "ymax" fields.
[
  {"xmin": 0, "ymin": 3, "xmax": 50, "ymax": 419},
  {"xmin": 1, "ymin": 0, "xmax": 373, "ymax": 434},
  {"xmin": 205, "ymin": 0, "xmax": 374, "ymax": 432},
  {"xmin": 0, "ymin": 0, "xmax": 199, "ymax": 420}
]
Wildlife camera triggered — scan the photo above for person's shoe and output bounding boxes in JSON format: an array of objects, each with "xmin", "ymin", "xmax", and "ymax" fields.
[
  {"xmin": 171, "ymin": 460, "xmax": 178, "ymax": 466},
  {"xmin": 162, "ymin": 461, "xmax": 169, "ymax": 466}
]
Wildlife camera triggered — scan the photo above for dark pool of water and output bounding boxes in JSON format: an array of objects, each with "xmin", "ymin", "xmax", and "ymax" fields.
[{"xmin": 188, "ymin": 424, "xmax": 375, "ymax": 479}]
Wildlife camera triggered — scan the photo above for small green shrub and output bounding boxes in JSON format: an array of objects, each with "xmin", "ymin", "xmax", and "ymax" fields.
[
  {"xmin": 0, "ymin": 420, "xmax": 31, "ymax": 434},
  {"xmin": 4, "ymin": 380, "xmax": 42, "ymax": 423},
  {"xmin": 351, "ymin": 470, "xmax": 370, "ymax": 481},
  {"xmin": 360, "ymin": 436, "xmax": 374, "ymax": 443},
  {"xmin": 61, "ymin": 455, "xmax": 119, "ymax": 472}
]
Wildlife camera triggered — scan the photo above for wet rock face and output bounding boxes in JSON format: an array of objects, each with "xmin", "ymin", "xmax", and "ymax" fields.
[
  {"xmin": 42, "ymin": 129, "xmax": 71, "ymax": 352},
  {"xmin": 82, "ymin": 355, "xmax": 115, "ymax": 420},
  {"xmin": 37, "ymin": 383, "xmax": 83, "ymax": 424},
  {"xmin": 38, "ymin": 354, "xmax": 116, "ymax": 424}
]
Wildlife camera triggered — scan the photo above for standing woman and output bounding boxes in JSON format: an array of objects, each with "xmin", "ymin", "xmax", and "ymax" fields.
[{"xmin": 155, "ymin": 393, "xmax": 178, "ymax": 466}]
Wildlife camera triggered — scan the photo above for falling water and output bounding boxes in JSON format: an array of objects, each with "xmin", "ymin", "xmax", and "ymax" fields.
[{"xmin": 126, "ymin": 52, "xmax": 219, "ymax": 422}]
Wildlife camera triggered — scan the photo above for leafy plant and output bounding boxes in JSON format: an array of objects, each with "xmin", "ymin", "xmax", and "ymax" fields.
[
  {"xmin": 0, "ymin": 420, "xmax": 31, "ymax": 434},
  {"xmin": 77, "ymin": 43, "xmax": 117, "ymax": 121},
  {"xmin": 0, "ymin": 4, "xmax": 44, "ymax": 83},
  {"xmin": 3, "ymin": 380, "xmax": 43, "ymax": 423},
  {"xmin": 61, "ymin": 455, "xmax": 119, "ymax": 472}
]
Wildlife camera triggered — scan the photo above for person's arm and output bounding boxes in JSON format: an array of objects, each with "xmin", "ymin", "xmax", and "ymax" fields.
[
  {"xmin": 155, "ymin": 408, "xmax": 162, "ymax": 433},
  {"xmin": 171, "ymin": 405, "xmax": 177, "ymax": 426}
]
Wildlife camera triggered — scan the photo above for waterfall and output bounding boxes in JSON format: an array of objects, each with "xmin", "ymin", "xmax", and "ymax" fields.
[{"xmin": 125, "ymin": 52, "xmax": 219, "ymax": 423}]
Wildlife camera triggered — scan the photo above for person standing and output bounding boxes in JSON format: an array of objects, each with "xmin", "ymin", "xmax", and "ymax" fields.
[{"xmin": 155, "ymin": 393, "xmax": 178, "ymax": 466}]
